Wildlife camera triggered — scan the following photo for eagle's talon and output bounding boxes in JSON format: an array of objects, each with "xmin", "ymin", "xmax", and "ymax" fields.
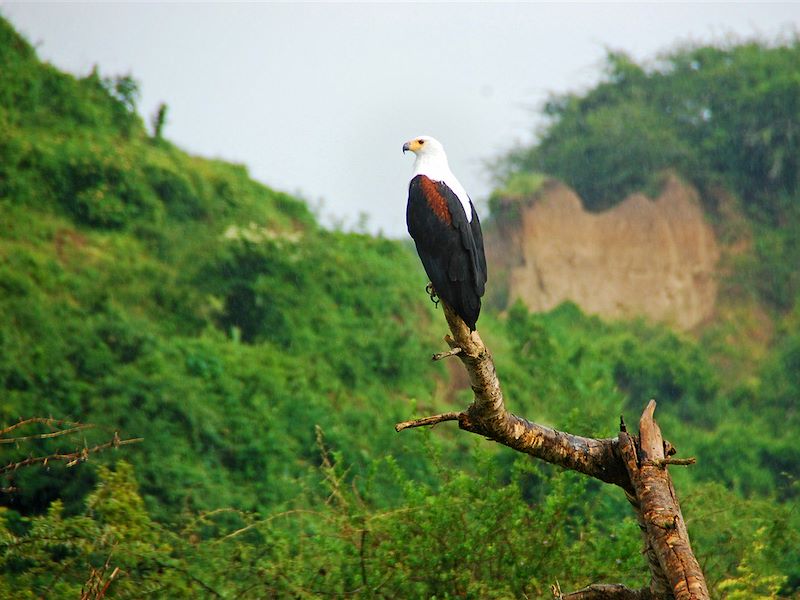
[{"xmin": 426, "ymin": 282, "xmax": 440, "ymax": 308}]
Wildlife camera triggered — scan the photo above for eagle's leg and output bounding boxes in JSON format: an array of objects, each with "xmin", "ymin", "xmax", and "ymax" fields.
[{"xmin": 425, "ymin": 282, "xmax": 440, "ymax": 308}]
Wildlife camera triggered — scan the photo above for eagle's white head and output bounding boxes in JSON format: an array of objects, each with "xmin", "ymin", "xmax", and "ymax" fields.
[
  {"xmin": 402, "ymin": 135, "xmax": 445, "ymax": 158},
  {"xmin": 403, "ymin": 135, "xmax": 472, "ymax": 221}
]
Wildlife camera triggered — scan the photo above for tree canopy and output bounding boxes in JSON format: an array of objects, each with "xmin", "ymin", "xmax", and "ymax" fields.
[{"xmin": 500, "ymin": 41, "xmax": 800, "ymax": 221}]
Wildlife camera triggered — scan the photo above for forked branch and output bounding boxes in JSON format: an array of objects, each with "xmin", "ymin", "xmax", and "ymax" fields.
[{"xmin": 396, "ymin": 301, "xmax": 709, "ymax": 600}]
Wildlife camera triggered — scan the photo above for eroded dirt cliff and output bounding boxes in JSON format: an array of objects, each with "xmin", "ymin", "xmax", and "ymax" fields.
[{"xmin": 485, "ymin": 175, "xmax": 720, "ymax": 330}]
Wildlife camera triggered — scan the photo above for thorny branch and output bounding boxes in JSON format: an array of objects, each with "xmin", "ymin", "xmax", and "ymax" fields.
[
  {"xmin": 1, "ymin": 432, "xmax": 143, "ymax": 475},
  {"xmin": 1, "ymin": 418, "xmax": 143, "ymax": 484}
]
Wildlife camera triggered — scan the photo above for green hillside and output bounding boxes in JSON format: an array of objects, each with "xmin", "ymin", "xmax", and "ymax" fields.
[
  {"xmin": 1, "ymin": 17, "xmax": 798, "ymax": 598},
  {"xmin": 0, "ymin": 15, "xmax": 448, "ymax": 518}
]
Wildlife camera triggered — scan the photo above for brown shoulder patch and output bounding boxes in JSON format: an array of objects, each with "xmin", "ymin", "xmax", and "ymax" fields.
[{"xmin": 419, "ymin": 177, "xmax": 452, "ymax": 225}]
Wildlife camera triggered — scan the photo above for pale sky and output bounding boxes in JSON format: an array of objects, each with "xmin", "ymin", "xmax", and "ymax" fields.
[{"xmin": 3, "ymin": 2, "xmax": 799, "ymax": 237}]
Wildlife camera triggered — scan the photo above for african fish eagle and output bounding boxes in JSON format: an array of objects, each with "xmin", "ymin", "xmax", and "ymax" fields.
[{"xmin": 403, "ymin": 135, "xmax": 487, "ymax": 330}]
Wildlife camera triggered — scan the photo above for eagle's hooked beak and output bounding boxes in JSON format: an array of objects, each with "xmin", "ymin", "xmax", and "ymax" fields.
[{"xmin": 402, "ymin": 141, "xmax": 411, "ymax": 154}]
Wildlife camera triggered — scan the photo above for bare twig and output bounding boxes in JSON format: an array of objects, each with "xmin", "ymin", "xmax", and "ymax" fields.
[
  {"xmin": 432, "ymin": 347, "xmax": 462, "ymax": 361},
  {"xmin": 0, "ymin": 417, "xmax": 95, "ymax": 441},
  {"xmin": 359, "ymin": 529, "xmax": 368, "ymax": 587},
  {"xmin": 80, "ymin": 551, "xmax": 123, "ymax": 600},
  {"xmin": 394, "ymin": 412, "xmax": 460, "ymax": 432}
]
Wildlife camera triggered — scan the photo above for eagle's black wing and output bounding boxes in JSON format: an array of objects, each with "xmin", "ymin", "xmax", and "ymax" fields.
[{"xmin": 406, "ymin": 175, "xmax": 487, "ymax": 330}]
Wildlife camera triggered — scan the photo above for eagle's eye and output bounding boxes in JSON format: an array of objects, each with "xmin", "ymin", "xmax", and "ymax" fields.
[{"xmin": 418, "ymin": 139, "xmax": 425, "ymax": 145}]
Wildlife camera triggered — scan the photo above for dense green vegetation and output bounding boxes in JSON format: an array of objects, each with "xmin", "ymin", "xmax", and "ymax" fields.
[{"xmin": 1, "ymin": 16, "xmax": 798, "ymax": 597}]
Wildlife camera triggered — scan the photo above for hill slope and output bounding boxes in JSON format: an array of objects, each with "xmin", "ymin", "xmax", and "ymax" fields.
[{"xmin": 0, "ymin": 15, "xmax": 445, "ymax": 518}]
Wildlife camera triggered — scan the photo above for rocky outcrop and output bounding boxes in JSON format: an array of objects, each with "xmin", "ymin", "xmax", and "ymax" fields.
[{"xmin": 485, "ymin": 175, "xmax": 720, "ymax": 330}]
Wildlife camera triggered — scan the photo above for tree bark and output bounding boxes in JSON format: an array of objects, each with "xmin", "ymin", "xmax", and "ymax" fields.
[{"xmin": 396, "ymin": 302, "xmax": 709, "ymax": 600}]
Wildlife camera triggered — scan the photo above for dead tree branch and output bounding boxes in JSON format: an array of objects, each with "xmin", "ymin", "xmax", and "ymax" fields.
[
  {"xmin": 620, "ymin": 402, "xmax": 709, "ymax": 599},
  {"xmin": 396, "ymin": 301, "xmax": 709, "ymax": 600}
]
